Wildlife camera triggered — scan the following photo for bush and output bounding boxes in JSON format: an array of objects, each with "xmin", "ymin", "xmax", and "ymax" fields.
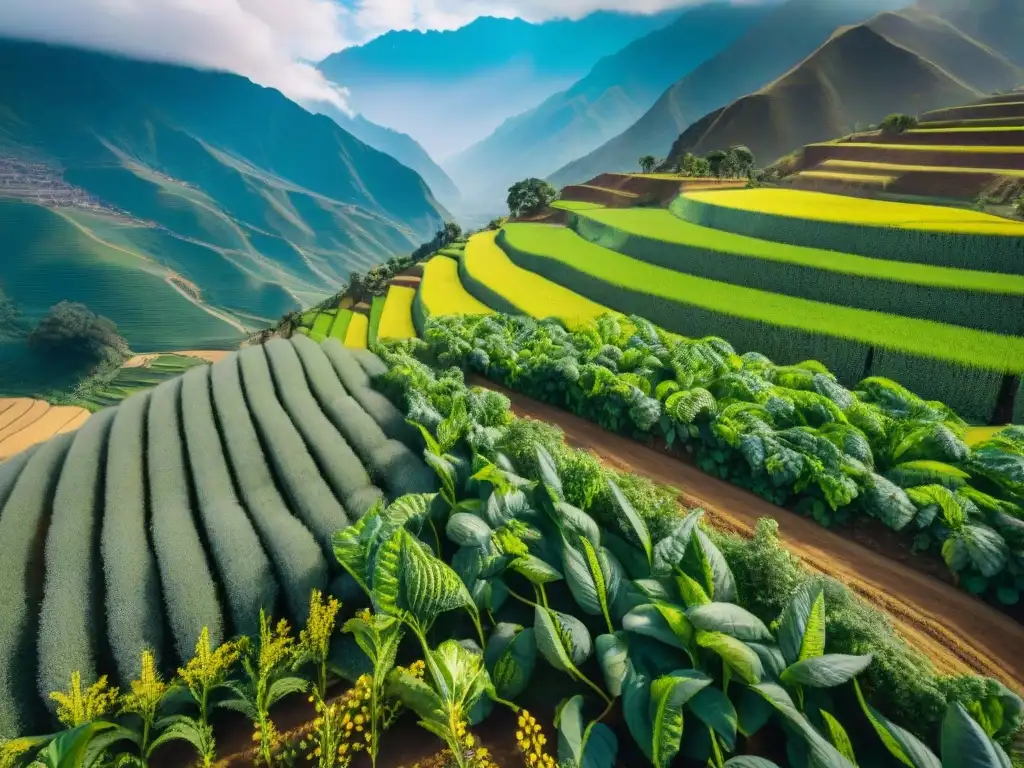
[
  {"xmin": 147, "ymin": 377, "xmax": 224, "ymax": 663},
  {"xmin": 238, "ymin": 346, "xmax": 351, "ymax": 552},
  {"xmin": 36, "ymin": 409, "xmax": 115, "ymax": 711},
  {"xmin": 1014, "ymin": 194, "xmax": 1024, "ymax": 218},
  {"xmin": 28, "ymin": 301, "xmax": 129, "ymax": 368},
  {"xmin": 263, "ymin": 339, "xmax": 383, "ymax": 518},
  {"xmin": 290, "ymin": 337, "xmax": 435, "ymax": 498},
  {"xmin": 181, "ymin": 364, "xmax": 279, "ymax": 638},
  {"xmin": 102, "ymin": 390, "xmax": 168, "ymax": 684},
  {"xmin": 0, "ymin": 433, "xmax": 74, "ymax": 738},
  {"xmin": 507, "ymin": 178, "xmax": 558, "ymax": 218},
  {"xmin": 209, "ymin": 353, "xmax": 327, "ymax": 626},
  {"xmin": 880, "ymin": 113, "xmax": 918, "ymax": 134}
]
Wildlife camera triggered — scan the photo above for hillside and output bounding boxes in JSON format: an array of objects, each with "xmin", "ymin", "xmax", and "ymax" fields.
[
  {"xmin": 662, "ymin": 8, "xmax": 1020, "ymax": 171},
  {"xmin": 444, "ymin": 2, "xmax": 775, "ymax": 205},
  {"xmin": 920, "ymin": 0, "xmax": 1024, "ymax": 66},
  {"xmin": 318, "ymin": 105, "xmax": 460, "ymax": 206},
  {"xmin": 318, "ymin": 12, "xmax": 681, "ymax": 159},
  {"xmin": 548, "ymin": 0, "xmax": 908, "ymax": 187},
  {"xmin": 0, "ymin": 38, "xmax": 452, "ymax": 395}
]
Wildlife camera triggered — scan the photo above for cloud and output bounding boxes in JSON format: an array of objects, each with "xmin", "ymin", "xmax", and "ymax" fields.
[{"xmin": 0, "ymin": 0, "xmax": 355, "ymax": 109}]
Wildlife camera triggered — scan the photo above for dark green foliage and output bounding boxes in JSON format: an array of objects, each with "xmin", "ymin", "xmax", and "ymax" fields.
[
  {"xmin": 290, "ymin": 337, "xmax": 435, "ymax": 498},
  {"xmin": 36, "ymin": 408, "xmax": 115, "ymax": 711},
  {"xmin": 879, "ymin": 113, "xmax": 919, "ymax": 134},
  {"xmin": 209, "ymin": 352, "xmax": 327, "ymax": 626},
  {"xmin": 28, "ymin": 301, "xmax": 129, "ymax": 368},
  {"xmin": 507, "ymin": 177, "xmax": 557, "ymax": 218},
  {"xmin": 102, "ymin": 390, "xmax": 166, "ymax": 683},
  {"xmin": 146, "ymin": 377, "xmax": 224, "ymax": 662},
  {"xmin": 0, "ymin": 432, "xmax": 73, "ymax": 737},
  {"xmin": 262, "ymin": 340, "xmax": 383, "ymax": 518},
  {"xmin": 321, "ymin": 339, "xmax": 420, "ymax": 447},
  {"xmin": 180, "ymin": 364, "xmax": 278, "ymax": 638},
  {"xmin": 236, "ymin": 346, "xmax": 350, "ymax": 552}
]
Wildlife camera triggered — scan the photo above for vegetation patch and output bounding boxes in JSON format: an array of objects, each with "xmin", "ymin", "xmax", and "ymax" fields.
[{"xmin": 376, "ymin": 285, "xmax": 417, "ymax": 342}]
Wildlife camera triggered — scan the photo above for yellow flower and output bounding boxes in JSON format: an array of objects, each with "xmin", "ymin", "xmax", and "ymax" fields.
[
  {"xmin": 119, "ymin": 650, "xmax": 167, "ymax": 721},
  {"xmin": 258, "ymin": 614, "xmax": 295, "ymax": 673},
  {"xmin": 178, "ymin": 627, "xmax": 242, "ymax": 699},
  {"xmin": 299, "ymin": 589, "xmax": 341, "ymax": 662},
  {"xmin": 49, "ymin": 671, "xmax": 119, "ymax": 728}
]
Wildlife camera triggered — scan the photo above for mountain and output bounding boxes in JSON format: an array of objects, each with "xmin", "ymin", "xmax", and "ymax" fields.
[
  {"xmin": 318, "ymin": 11, "xmax": 682, "ymax": 159},
  {"xmin": 0, "ymin": 38, "xmax": 448, "ymax": 376},
  {"xmin": 919, "ymin": 0, "xmax": 1024, "ymax": 66},
  {"xmin": 318, "ymin": 105, "xmax": 461, "ymax": 206},
  {"xmin": 548, "ymin": 0, "xmax": 908, "ymax": 187},
  {"xmin": 444, "ymin": 1, "xmax": 777, "ymax": 206},
  {"xmin": 661, "ymin": 7, "xmax": 1022, "ymax": 169}
]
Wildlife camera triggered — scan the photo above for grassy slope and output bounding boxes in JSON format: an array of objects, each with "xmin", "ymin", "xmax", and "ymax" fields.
[{"xmin": 498, "ymin": 222, "xmax": 1024, "ymax": 373}]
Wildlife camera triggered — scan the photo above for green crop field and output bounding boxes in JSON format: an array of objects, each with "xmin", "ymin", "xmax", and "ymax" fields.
[
  {"xmin": 311, "ymin": 310, "xmax": 336, "ymax": 338},
  {"xmin": 565, "ymin": 206, "xmax": 1024, "ymax": 335},
  {"xmin": 797, "ymin": 170, "xmax": 895, "ymax": 184},
  {"xmin": 0, "ymin": 341, "xmax": 435, "ymax": 738},
  {"xmin": 551, "ymin": 200, "xmax": 605, "ymax": 211},
  {"xmin": 498, "ymin": 222, "xmax": 1024, "ymax": 420},
  {"xmin": 376, "ymin": 285, "xmax": 417, "ymax": 341},
  {"xmin": 460, "ymin": 231, "xmax": 610, "ymax": 328},
  {"xmin": 815, "ymin": 159, "xmax": 1024, "ymax": 176},
  {"xmin": 329, "ymin": 308, "xmax": 354, "ymax": 341},
  {"xmin": 77, "ymin": 355, "xmax": 207, "ymax": 410},
  {"xmin": 367, "ymin": 296, "xmax": 386, "ymax": 345}
]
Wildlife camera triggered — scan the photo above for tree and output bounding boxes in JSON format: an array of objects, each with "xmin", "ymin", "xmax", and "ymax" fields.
[
  {"xmin": 0, "ymin": 287, "xmax": 24, "ymax": 337},
  {"xmin": 1014, "ymin": 194, "xmax": 1024, "ymax": 218},
  {"xmin": 638, "ymin": 155, "xmax": 658, "ymax": 173},
  {"xmin": 439, "ymin": 221, "xmax": 462, "ymax": 246},
  {"xmin": 507, "ymin": 178, "xmax": 557, "ymax": 218},
  {"xmin": 728, "ymin": 145, "xmax": 755, "ymax": 174},
  {"xmin": 705, "ymin": 149, "xmax": 729, "ymax": 177},
  {"xmin": 679, "ymin": 152, "xmax": 711, "ymax": 178},
  {"xmin": 879, "ymin": 113, "xmax": 918, "ymax": 134},
  {"xmin": 28, "ymin": 301, "xmax": 129, "ymax": 367}
]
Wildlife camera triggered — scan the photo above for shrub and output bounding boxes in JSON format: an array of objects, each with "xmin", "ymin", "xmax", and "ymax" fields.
[
  {"xmin": 1014, "ymin": 194, "xmax": 1024, "ymax": 218},
  {"xmin": 0, "ymin": 432, "xmax": 73, "ymax": 737},
  {"xmin": 101, "ymin": 390, "xmax": 167, "ymax": 684},
  {"xmin": 209, "ymin": 353, "xmax": 328, "ymax": 626},
  {"xmin": 290, "ymin": 337, "xmax": 435, "ymax": 498},
  {"xmin": 263, "ymin": 339, "xmax": 383, "ymax": 518},
  {"xmin": 237, "ymin": 345, "xmax": 350, "ymax": 553},
  {"xmin": 28, "ymin": 301, "xmax": 129, "ymax": 368},
  {"xmin": 507, "ymin": 178, "xmax": 557, "ymax": 218},
  {"xmin": 880, "ymin": 113, "xmax": 919, "ymax": 134},
  {"xmin": 321, "ymin": 339, "xmax": 421, "ymax": 447},
  {"xmin": 146, "ymin": 377, "xmax": 224, "ymax": 663},
  {"xmin": 180, "ymin": 364, "xmax": 279, "ymax": 638},
  {"xmin": 36, "ymin": 408, "xmax": 116, "ymax": 710}
]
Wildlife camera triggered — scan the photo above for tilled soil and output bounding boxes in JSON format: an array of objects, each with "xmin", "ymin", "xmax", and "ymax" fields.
[{"xmin": 474, "ymin": 377, "xmax": 1024, "ymax": 693}]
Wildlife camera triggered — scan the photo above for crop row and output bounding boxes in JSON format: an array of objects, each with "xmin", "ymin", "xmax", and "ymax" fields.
[
  {"xmin": 567, "ymin": 207, "xmax": 1024, "ymax": 336},
  {"xmin": 376, "ymin": 284, "xmax": 417, "ymax": 341},
  {"xmin": 412, "ymin": 255, "xmax": 492, "ymax": 335},
  {"xmin": 0, "ymin": 340, "xmax": 435, "ymax": 737}
]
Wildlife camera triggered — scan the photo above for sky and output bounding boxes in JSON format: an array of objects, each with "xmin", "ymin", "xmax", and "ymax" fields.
[{"xmin": 0, "ymin": 0, "xmax": 724, "ymax": 111}]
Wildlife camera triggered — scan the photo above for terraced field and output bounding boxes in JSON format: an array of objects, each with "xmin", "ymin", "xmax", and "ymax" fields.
[
  {"xmin": 0, "ymin": 399, "xmax": 89, "ymax": 460},
  {"xmin": 412, "ymin": 255, "xmax": 492, "ymax": 333},
  {"xmin": 0, "ymin": 339, "xmax": 435, "ymax": 738},
  {"xmin": 376, "ymin": 285, "xmax": 417, "ymax": 341}
]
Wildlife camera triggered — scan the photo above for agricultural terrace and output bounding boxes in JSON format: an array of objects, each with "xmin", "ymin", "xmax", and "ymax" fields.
[
  {"xmin": 367, "ymin": 295, "xmax": 386, "ymax": 345},
  {"xmin": 376, "ymin": 284, "xmax": 417, "ymax": 341},
  {"xmin": 343, "ymin": 310, "xmax": 369, "ymax": 349},
  {"xmin": 3, "ymin": 336, "xmax": 1023, "ymax": 768},
  {"xmin": 0, "ymin": 399, "xmax": 88, "ymax": 460},
  {"xmin": 412, "ymin": 255, "xmax": 492, "ymax": 333}
]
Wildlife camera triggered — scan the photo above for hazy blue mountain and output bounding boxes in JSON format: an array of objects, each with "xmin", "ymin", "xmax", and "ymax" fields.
[
  {"xmin": 548, "ymin": 0, "xmax": 909, "ymax": 187},
  {"xmin": 318, "ymin": 11, "xmax": 682, "ymax": 159},
  {"xmin": 0, "ymin": 38, "xmax": 448, "ymax": 364},
  {"xmin": 319, "ymin": 105, "xmax": 461, "ymax": 206},
  {"xmin": 445, "ymin": 1, "xmax": 777, "ymax": 205}
]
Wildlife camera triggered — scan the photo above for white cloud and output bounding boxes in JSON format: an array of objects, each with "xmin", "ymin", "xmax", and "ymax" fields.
[{"xmin": 0, "ymin": 0, "xmax": 355, "ymax": 109}]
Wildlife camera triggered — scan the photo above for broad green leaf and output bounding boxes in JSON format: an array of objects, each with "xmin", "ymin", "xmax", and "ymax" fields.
[
  {"xmin": 343, "ymin": 612, "xmax": 403, "ymax": 670},
  {"xmin": 623, "ymin": 669, "xmax": 655, "ymax": 762},
  {"xmin": 398, "ymin": 530, "xmax": 476, "ymax": 629},
  {"xmin": 564, "ymin": 538, "xmax": 609, "ymax": 619},
  {"xmin": 430, "ymin": 639, "xmax": 492, "ymax": 716},
  {"xmin": 696, "ymin": 631, "xmax": 762, "ymax": 685},
  {"xmin": 753, "ymin": 683, "xmax": 857, "ymax": 768},
  {"xmin": 556, "ymin": 695, "xmax": 618, "ymax": 768},
  {"xmin": 332, "ymin": 500, "xmax": 385, "ymax": 593},
  {"xmin": 682, "ymin": 528, "xmax": 737, "ymax": 603},
  {"xmin": 736, "ymin": 686, "xmax": 774, "ymax": 737},
  {"xmin": 650, "ymin": 670, "xmax": 714, "ymax": 768},
  {"xmin": 798, "ymin": 589, "xmax": 827, "ymax": 662},
  {"xmin": 34, "ymin": 722, "xmax": 116, "ymax": 768},
  {"xmin": 604, "ymin": 530, "xmax": 652, "ymax": 580},
  {"xmin": 777, "ymin": 582, "xmax": 823, "ymax": 667},
  {"xmin": 652, "ymin": 511, "xmax": 703, "ymax": 575},
  {"xmin": 535, "ymin": 445, "xmax": 564, "ymax": 501},
  {"xmin": 408, "ymin": 420, "xmax": 442, "ymax": 456},
  {"xmin": 387, "ymin": 667, "xmax": 445, "ymax": 724},
  {"xmin": 608, "ymin": 479, "xmax": 653, "ymax": 567},
  {"xmin": 485, "ymin": 624, "xmax": 537, "ymax": 700},
  {"xmin": 596, "ymin": 632, "xmax": 631, "ymax": 698},
  {"xmin": 941, "ymin": 524, "xmax": 1009, "ymax": 578},
  {"xmin": 747, "ymin": 642, "xmax": 788, "ymax": 681},
  {"xmin": 724, "ymin": 758, "xmax": 783, "ymax": 767},
  {"xmin": 371, "ymin": 528, "xmax": 404, "ymax": 618},
  {"xmin": 535, "ymin": 606, "xmax": 592, "ymax": 674},
  {"xmin": 553, "ymin": 502, "xmax": 602, "ymax": 548},
  {"xmin": 675, "ymin": 570, "xmax": 710, "ymax": 607},
  {"xmin": 853, "ymin": 679, "xmax": 941, "ymax": 768},
  {"xmin": 512, "ymin": 554, "xmax": 563, "ymax": 585},
  {"xmin": 446, "ymin": 512, "xmax": 493, "ymax": 549},
  {"xmin": 687, "ymin": 603, "xmax": 773, "ymax": 642},
  {"xmin": 941, "ymin": 702, "xmax": 1012, "ymax": 768},
  {"xmin": 424, "ymin": 451, "xmax": 458, "ymax": 504},
  {"xmin": 623, "ymin": 603, "xmax": 691, "ymax": 652},
  {"xmin": 781, "ymin": 654, "xmax": 872, "ymax": 689},
  {"xmin": 436, "ymin": 396, "xmax": 467, "ymax": 452},
  {"xmin": 634, "ymin": 578, "xmax": 677, "ymax": 602},
  {"xmin": 688, "ymin": 685, "xmax": 738, "ymax": 750},
  {"xmin": 820, "ymin": 710, "xmax": 857, "ymax": 764}
]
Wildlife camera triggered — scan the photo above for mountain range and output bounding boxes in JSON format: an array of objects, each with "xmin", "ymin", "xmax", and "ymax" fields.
[
  {"xmin": 548, "ymin": 0, "xmax": 910, "ymax": 187},
  {"xmin": 318, "ymin": 11, "xmax": 682, "ymax": 160},
  {"xmin": 661, "ymin": 4, "xmax": 1022, "ymax": 172},
  {"xmin": 0, "ymin": 37, "xmax": 448, "ymax": 382},
  {"xmin": 444, "ymin": 1, "xmax": 779, "ymax": 205}
]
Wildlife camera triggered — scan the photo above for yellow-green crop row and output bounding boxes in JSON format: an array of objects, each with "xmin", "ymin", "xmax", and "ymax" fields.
[
  {"xmin": 459, "ymin": 231, "xmax": 612, "ymax": 329},
  {"xmin": 311, "ymin": 311, "xmax": 335, "ymax": 337},
  {"xmin": 376, "ymin": 285, "xmax": 417, "ymax": 341},
  {"xmin": 412, "ymin": 256, "xmax": 492, "ymax": 335},
  {"xmin": 817, "ymin": 159, "xmax": 1024, "ymax": 176},
  {"xmin": 552, "ymin": 200, "xmax": 605, "ymax": 211},
  {"xmin": 909, "ymin": 126, "xmax": 1024, "ymax": 134},
  {"xmin": 797, "ymin": 170, "xmax": 895, "ymax": 184},
  {"xmin": 344, "ymin": 312, "xmax": 369, "ymax": 349},
  {"xmin": 329, "ymin": 309, "xmax": 353, "ymax": 341},
  {"xmin": 497, "ymin": 222, "xmax": 1024, "ymax": 420}
]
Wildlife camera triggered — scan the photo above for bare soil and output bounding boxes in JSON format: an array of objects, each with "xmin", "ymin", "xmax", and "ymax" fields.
[
  {"xmin": 559, "ymin": 184, "xmax": 638, "ymax": 208},
  {"xmin": 848, "ymin": 130, "xmax": 1024, "ymax": 147},
  {"xmin": 0, "ymin": 402, "xmax": 87, "ymax": 458},
  {"xmin": 473, "ymin": 377, "xmax": 1024, "ymax": 693},
  {"xmin": 803, "ymin": 142, "xmax": 1024, "ymax": 170}
]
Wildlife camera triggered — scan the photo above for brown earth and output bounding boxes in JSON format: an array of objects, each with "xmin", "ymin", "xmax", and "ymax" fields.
[
  {"xmin": 511, "ymin": 208, "xmax": 568, "ymax": 225},
  {"xmin": 848, "ymin": 129, "xmax": 1024, "ymax": 146},
  {"xmin": 0, "ymin": 399, "xmax": 90, "ymax": 460},
  {"xmin": 472, "ymin": 376, "xmax": 1024, "ymax": 693},
  {"xmin": 559, "ymin": 184, "xmax": 639, "ymax": 208},
  {"xmin": 802, "ymin": 142, "xmax": 1024, "ymax": 170}
]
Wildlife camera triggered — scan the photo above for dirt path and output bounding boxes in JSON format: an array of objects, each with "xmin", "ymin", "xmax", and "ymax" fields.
[{"xmin": 475, "ymin": 377, "xmax": 1024, "ymax": 692}]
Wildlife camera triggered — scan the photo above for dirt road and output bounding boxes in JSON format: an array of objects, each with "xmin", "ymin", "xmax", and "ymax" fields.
[{"xmin": 475, "ymin": 377, "xmax": 1024, "ymax": 692}]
